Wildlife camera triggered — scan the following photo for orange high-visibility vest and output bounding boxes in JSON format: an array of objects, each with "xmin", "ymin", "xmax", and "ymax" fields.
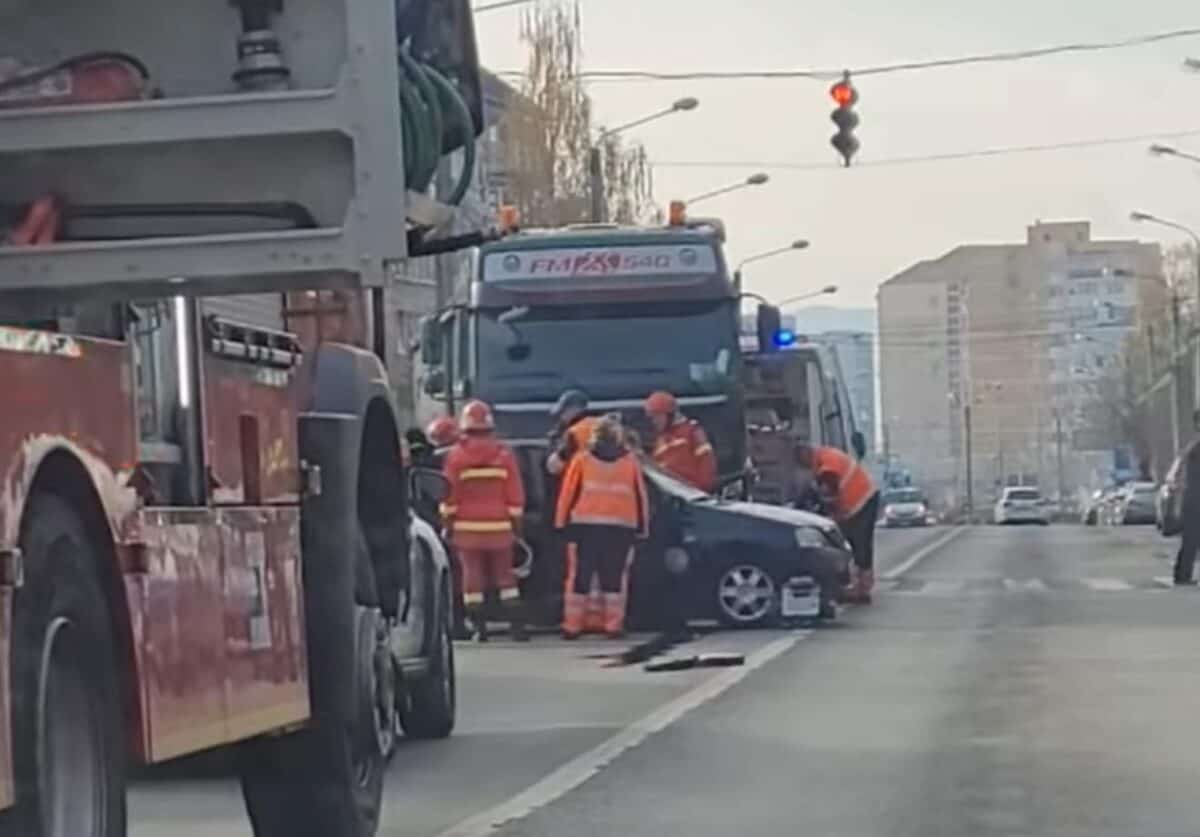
[
  {"xmin": 441, "ymin": 436, "xmax": 525, "ymax": 550},
  {"xmin": 812, "ymin": 446, "xmax": 876, "ymax": 520},
  {"xmin": 547, "ymin": 415, "xmax": 600, "ymax": 476},
  {"xmin": 555, "ymin": 450, "xmax": 649, "ymax": 536},
  {"xmin": 652, "ymin": 418, "xmax": 717, "ymax": 492}
]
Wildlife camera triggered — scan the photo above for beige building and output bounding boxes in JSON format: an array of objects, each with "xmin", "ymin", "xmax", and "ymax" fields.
[{"xmin": 878, "ymin": 221, "xmax": 1166, "ymax": 510}]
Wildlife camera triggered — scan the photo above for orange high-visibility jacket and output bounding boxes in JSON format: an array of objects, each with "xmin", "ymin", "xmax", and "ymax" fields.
[
  {"xmin": 547, "ymin": 415, "xmax": 600, "ymax": 476},
  {"xmin": 441, "ymin": 436, "xmax": 525, "ymax": 550},
  {"xmin": 555, "ymin": 450, "xmax": 649, "ymax": 537},
  {"xmin": 652, "ymin": 418, "xmax": 717, "ymax": 493},
  {"xmin": 812, "ymin": 446, "xmax": 876, "ymax": 520}
]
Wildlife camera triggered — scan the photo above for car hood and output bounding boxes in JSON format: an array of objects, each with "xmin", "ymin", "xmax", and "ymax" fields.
[{"xmin": 710, "ymin": 499, "xmax": 837, "ymax": 534}]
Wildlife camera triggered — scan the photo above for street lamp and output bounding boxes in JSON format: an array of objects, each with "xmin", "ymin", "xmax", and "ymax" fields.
[
  {"xmin": 776, "ymin": 285, "xmax": 838, "ymax": 307},
  {"xmin": 683, "ymin": 172, "xmax": 770, "ymax": 207},
  {"xmin": 1130, "ymin": 209, "xmax": 1200, "ymax": 407},
  {"xmin": 589, "ymin": 97, "xmax": 699, "ymax": 222},
  {"xmin": 1148, "ymin": 143, "xmax": 1200, "ymax": 166},
  {"xmin": 732, "ymin": 239, "xmax": 810, "ymax": 293}
]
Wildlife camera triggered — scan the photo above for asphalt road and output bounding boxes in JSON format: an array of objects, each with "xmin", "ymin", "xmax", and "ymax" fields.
[{"xmin": 130, "ymin": 523, "xmax": 1197, "ymax": 837}]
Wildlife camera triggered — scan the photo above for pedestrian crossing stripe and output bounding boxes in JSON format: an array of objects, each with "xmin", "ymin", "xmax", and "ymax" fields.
[{"xmin": 878, "ymin": 576, "xmax": 1180, "ymax": 596}]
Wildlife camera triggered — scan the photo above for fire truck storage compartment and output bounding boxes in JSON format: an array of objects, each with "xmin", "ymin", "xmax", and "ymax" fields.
[{"xmin": 0, "ymin": 0, "xmax": 410, "ymax": 295}]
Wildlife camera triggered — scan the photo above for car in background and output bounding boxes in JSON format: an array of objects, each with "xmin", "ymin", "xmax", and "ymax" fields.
[
  {"xmin": 1110, "ymin": 481, "xmax": 1158, "ymax": 525},
  {"xmin": 879, "ymin": 487, "xmax": 933, "ymax": 527},
  {"xmin": 1081, "ymin": 488, "xmax": 1109, "ymax": 525},
  {"xmin": 630, "ymin": 460, "xmax": 853, "ymax": 629},
  {"xmin": 993, "ymin": 486, "xmax": 1050, "ymax": 525},
  {"xmin": 1157, "ymin": 455, "xmax": 1184, "ymax": 535}
]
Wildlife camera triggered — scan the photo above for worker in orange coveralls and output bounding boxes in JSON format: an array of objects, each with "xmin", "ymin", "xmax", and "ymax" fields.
[
  {"xmin": 645, "ymin": 390, "xmax": 718, "ymax": 493},
  {"xmin": 441, "ymin": 400, "xmax": 528, "ymax": 642},
  {"xmin": 555, "ymin": 415, "xmax": 649, "ymax": 640}
]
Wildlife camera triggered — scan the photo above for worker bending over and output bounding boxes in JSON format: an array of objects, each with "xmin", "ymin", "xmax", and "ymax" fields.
[
  {"xmin": 794, "ymin": 442, "xmax": 880, "ymax": 604},
  {"xmin": 555, "ymin": 415, "xmax": 649, "ymax": 639},
  {"xmin": 645, "ymin": 390, "xmax": 717, "ymax": 493},
  {"xmin": 441, "ymin": 400, "xmax": 528, "ymax": 641}
]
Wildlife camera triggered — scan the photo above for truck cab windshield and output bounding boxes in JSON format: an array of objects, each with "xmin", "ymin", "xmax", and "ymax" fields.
[{"xmin": 474, "ymin": 300, "xmax": 737, "ymax": 402}]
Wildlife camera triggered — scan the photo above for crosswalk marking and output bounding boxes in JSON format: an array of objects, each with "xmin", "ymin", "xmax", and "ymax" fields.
[{"xmin": 1081, "ymin": 577, "xmax": 1134, "ymax": 592}]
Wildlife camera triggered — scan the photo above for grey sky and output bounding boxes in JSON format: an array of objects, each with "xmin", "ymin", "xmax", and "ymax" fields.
[{"xmin": 475, "ymin": 0, "xmax": 1200, "ymax": 309}]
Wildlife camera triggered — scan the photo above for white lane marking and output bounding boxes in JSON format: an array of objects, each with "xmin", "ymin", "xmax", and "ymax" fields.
[
  {"xmin": 1003, "ymin": 578, "xmax": 1049, "ymax": 593},
  {"xmin": 920, "ymin": 579, "xmax": 966, "ymax": 596},
  {"xmin": 881, "ymin": 526, "xmax": 967, "ymax": 581},
  {"xmin": 1082, "ymin": 577, "xmax": 1133, "ymax": 592},
  {"xmin": 435, "ymin": 632, "xmax": 809, "ymax": 837}
]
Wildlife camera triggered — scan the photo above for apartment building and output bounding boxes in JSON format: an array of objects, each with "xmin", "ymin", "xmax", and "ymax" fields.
[{"xmin": 878, "ymin": 221, "xmax": 1165, "ymax": 509}]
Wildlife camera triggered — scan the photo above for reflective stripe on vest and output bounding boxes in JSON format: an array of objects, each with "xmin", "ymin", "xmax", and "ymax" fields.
[
  {"xmin": 454, "ymin": 519, "xmax": 513, "ymax": 533},
  {"xmin": 460, "ymin": 467, "xmax": 508, "ymax": 480}
]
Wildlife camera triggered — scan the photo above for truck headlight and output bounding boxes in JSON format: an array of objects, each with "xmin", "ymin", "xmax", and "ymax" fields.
[
  {"xmin": 794, "ymin": 527, "xmax": 826, "ymax": 550},
  {"xmin": 664, "ymin": 546, "xmax": 690, "ymax": 575}
]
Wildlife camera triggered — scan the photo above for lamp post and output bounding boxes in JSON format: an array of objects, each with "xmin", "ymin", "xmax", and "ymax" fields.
[
  {"xmin": 589, "ymin": 96, "xmax": 699, "ymax": 222},
  {"xmin": 776, "ymin": 285, "xmax": 838, "ymax": 307},
  {"xmin": 1131, "ymin": 210, "xmax": 1200, "ymax": 427},
  {"xmin": 683, "ymin": 172, "xmax": 769, "ymax": 207},
  {"xmin": 732, "ymin": 239, "xmax": 809, "ymax": 293},
  {"xmin": 1149, "ymin": 143, "xmax": 1200, "ymax": 166},
  {"xmin": 948, "ymin": 391, "xmax": 974, "ymax": 522}
]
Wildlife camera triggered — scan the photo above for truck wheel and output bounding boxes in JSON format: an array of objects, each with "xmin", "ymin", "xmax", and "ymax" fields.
[
  {"xmin": 398, "ymin": 581, "xmax": 455, "ymax": 739},
  {"xmin": 238, "ymin": 605, "xmax": 385, "ymax": 837},
  {"xmin": 4, "ymin": 494, "xmax": 125, "ymax": 837}
]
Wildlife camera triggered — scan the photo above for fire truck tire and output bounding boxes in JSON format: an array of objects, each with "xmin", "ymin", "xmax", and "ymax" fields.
[
  {"xmin": 398, "ymin": 578, "xmax": 455, "ymax": 739},
  {"xmin": 3, "ymin": 493, "xmax": 125, "ymax": 837},
  {"xmin": 238, "ymin": 605, "xmax": 384, "ymax": 837}
]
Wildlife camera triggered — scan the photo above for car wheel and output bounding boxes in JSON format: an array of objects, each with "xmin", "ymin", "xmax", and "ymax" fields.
[
  {"xmin": 714, "ymin": 559, "xmax": 778, "ymax": 629},
  {"xmin": 398, "ymin": 581, "xmax": 456, "ymax": 740}
]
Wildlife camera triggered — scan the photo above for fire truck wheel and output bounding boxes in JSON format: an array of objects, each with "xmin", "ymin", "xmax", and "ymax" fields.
[
  {"xmin": 398, "ymin": 578, "xmax": 456, "ymax": 739},
  {"xmin": 3, "ymin": 493, "xmax": 125, "ymax": 837},
  {"xmin": 238, "ymin": 605, "xmax": 385, "ymax": 837}
]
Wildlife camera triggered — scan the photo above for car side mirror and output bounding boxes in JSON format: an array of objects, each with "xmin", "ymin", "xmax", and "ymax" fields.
[
  {"xmin": 410, "ymin": 467, "xmax": 450, "ymax": 505},
  {"xmin": 423, "ymin": 367, "xmax": 447, "ymax": 396},
  {"xmin": 851, "ymin": 430, "xmax": 866, "ymax": 459}
]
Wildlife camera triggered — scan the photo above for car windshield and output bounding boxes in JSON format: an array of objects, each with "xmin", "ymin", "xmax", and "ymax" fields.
[
  {"xmin": 884, "ymin": 489, "xmax": 923, "ymax": 504},
  {"xmin": 640, "ymin": 457, "xmax": 712, "ymax": 502},
  {"xmin": 1006, "ymin": 489, "xmax": 1041, "ymax": 501},
  {"xmin": 474, "ymin": 300, "xmax": 737, "ymax": 402}
]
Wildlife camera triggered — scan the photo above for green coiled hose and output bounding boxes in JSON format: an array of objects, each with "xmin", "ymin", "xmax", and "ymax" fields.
[{"xmin": 398, "ymin": 43, "xmax": 476, "ymax": 208}]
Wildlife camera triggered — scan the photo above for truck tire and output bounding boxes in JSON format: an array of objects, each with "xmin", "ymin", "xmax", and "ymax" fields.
[
  {"xmin": 238, "ymin": 605, "xmax": 384, "ymax": 837},
  {"xmin": 398, "ymin": 579, "xmax": 455, "ymax": 739},
  {"xmin": 3, "ymin": 493, "xmax": 125, "ymax": 837}
]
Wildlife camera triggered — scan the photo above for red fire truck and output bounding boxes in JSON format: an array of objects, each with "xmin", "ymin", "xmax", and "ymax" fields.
[{"xmin": 0, "ymin": 1, "xmax": 484, "ymax": 835}]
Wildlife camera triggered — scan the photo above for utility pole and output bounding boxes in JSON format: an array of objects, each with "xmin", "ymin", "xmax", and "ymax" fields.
[
  {"xmin": 1172, "ymin": 292, "xmax": 1184, "ymax": 454},
  {"xmin": 1054, "ymin": 409, "xmax": 1065, "ymax": 503},
  {"xmin": 964, "ymin": 402, "xmax": 974, "ymax": 522},
  {"xmin": 588, "ymin": 145, "xmax": 605, "ymax": 222}
]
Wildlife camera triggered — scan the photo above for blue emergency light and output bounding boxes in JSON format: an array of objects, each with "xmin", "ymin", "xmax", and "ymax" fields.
[{"xmin": 772, "ymin": 328, "xmax": 797, "ymax": 348}]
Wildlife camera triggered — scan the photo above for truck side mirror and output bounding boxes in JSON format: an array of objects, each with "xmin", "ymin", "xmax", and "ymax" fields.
[
  {"xmin": 419, "ymin": 316, "xmax": 443, "ymax": 365},
  {"xmin": 423, "ymin": 367, "xmax": 447, "ymax": 396},
  {"xmin": 756, "ymin": 304, "xmax": 783, "ymax": 354},
  {"xmin": 851, "ymin": 430, "xmax": 866, "ymax": 459}
]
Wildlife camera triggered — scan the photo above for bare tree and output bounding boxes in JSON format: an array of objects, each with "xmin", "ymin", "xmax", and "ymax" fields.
[{"xmin": 497, "ymin": 0, "xmax": 656, "ymax": 226}]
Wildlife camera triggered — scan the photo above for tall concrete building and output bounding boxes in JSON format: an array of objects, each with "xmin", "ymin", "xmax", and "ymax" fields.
[{"xmin": 878, "ymin": 221, "xmax": 1165, "ymax": 510}]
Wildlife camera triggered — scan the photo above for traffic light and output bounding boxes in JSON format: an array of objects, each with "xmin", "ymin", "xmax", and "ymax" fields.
[{"xmin": 829, "ymin": 72, "xmax": 859, "ymax": 167}]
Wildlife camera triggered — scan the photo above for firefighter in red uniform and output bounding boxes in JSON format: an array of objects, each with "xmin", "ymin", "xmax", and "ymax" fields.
[
  {"xmin": 794, "ymin": 442, "xmax": 880, "ymax": 604},
  {"xmin": 441, "ymin": 400, "xmax": 528, "ymax": 641},
  {"xmin": 645, "ymin": 391, "xmax": 718, "ymax": 493},
  {"xmin": 555, "ymin": 415, "xmax": 650, "ymax": 639}
]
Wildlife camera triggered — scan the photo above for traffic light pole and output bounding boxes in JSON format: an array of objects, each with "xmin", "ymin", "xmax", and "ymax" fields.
[{"xmin": 964, "ymin": 402, "xmax": 974, "ymax": 522}]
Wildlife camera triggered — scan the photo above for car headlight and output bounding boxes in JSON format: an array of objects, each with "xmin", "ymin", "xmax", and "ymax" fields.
[
  {"xmin": 883, "ymin": 506, "xmax": 896, "ymax": 517},
  {"xmin": 664, "ymin": 546, "xmax": 690, "ymax": 575},
  {"xmin": 794, "ymin": 527, "xmax": 826, "ymax": 550}
]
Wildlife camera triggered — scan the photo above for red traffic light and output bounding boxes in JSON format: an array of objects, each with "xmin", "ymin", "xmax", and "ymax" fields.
[{"xmin": 830, "ymin": 79, "xmax": 857, "ymax": 107}]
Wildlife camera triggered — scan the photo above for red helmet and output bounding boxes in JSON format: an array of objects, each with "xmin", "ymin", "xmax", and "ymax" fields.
[
  {"xmin": 459, "ymin": 400, "xmax": 495, "ymax": 433},
  {"xmin": 644, "ymin": 390, "xmax": 677, "ymax": 417},
  {"xmin": 426, "ymin": 416, "xmax": 459, "ymax": 447}
]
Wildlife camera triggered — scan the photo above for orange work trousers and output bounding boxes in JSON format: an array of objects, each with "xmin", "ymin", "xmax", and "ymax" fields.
[{"xmin": 458, "ymin": 548, "xmax": 520, "ymax": 607}]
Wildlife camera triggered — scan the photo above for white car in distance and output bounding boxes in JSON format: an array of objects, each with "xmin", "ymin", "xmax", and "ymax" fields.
[{"xmin": 993, "ymin": 486, "xmax": 1050, "ymax": 525}]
